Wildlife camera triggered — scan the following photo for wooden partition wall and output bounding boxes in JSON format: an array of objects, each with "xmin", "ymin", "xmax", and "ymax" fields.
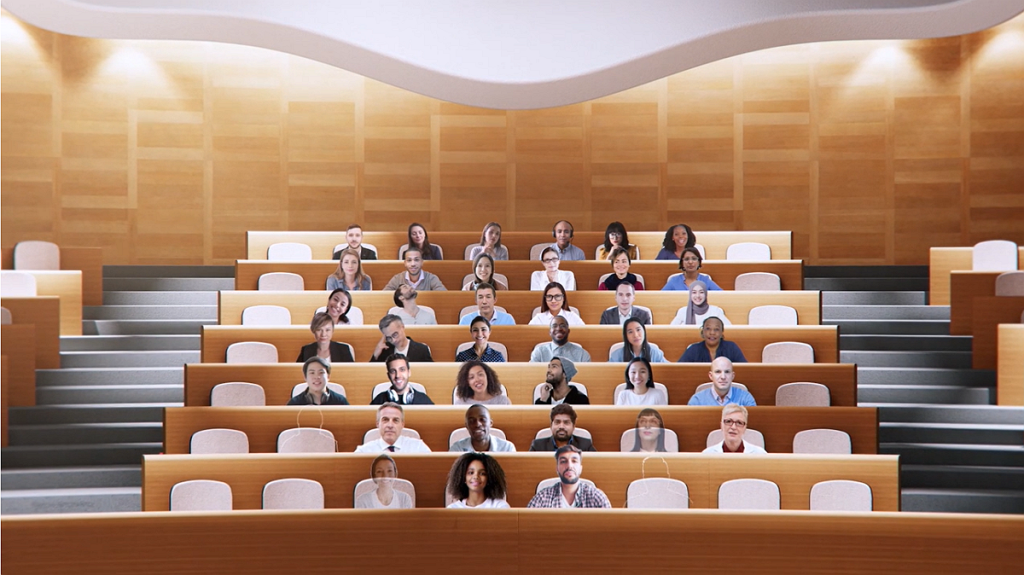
[
  {"xmin": 998, "ymin": 324, "xmax": 1024, "ymax": 406},
  {"xmin": 929, "ymin": 247, "xmax": 1024, "ymax": 305},
  {"xmin": 1, "ymin": 246, "xmax": 104, "ymax": 306}
]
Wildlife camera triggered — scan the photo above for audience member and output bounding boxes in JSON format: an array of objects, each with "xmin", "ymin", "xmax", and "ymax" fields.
[
  {"xmin": 287, "ymin": 357, "xmax": 350, "ymax": 405},
  {"xmin": 455, "ymin": 316, "xmax": 506, "ymax": 363},
  {"xmin": 370, "ymin": 354, "xmax": 435, "ymax": 405},
  {"xmin": 453, "ymin": 360, "xmax": 511, "ymax": 406},
  {"xmin": 629, "ymin": 408, "xmax": 668, "ymax": 453},
  {"xmin": 531, "ymin": 247, "xmax": 577, "ymax": 290},
  {"xmin": 530, "ymin": 316, "xmax": 591, "ymax": 363},
  {"xmin": 661, "ymin": 247, "xmax": 722, "ymax": 291},
  {"xmin": 449, "ymin": 405, "xmax": 517, "ymax": 452},
  {"xmin": 529, "ymin": 405, "xmax": 596, "ymax": 451},
  {"xmin": 688, "ymin": 357, "xmax": 755, "ymax": 406},
  {"xmin": 615, "ymin": 357, "xmax": 668, "ymax": 406},
  {"xmin": 458, "ymin": 283, "xmax": 515, "ymax": 326},
  {"xmin": 462, "ymin": 253, "xmax": 507, "ymax": 291},
  {"xmin": 324, "ymin": 288, "xmax": 357, "ymax": 326},
  {"xmin": 529, "ymin": 282, "xmax": 585, "ymax": 326},
  {"xmin": 334, "ymin": 224, "xmax": 378, "ymax": 261},
  {"xmin": 384, "ymin": 247, "xmax": 447, "ymax": 291},
  {"xmin": 445, "ymin": 452, "xmax": 510, "ymax": 509},
  {"xmin": 598, "ymin": 246, "xmax": 644, "ymax": 291},
  {"xmin": 549, "ymin": 220, "xmax": 586, "ymax": 261},
  {"xmin": 295, "ymin": 312, "xmax": 355, "ymax": 363},
  {"xmin": 407, "ymin": 222, "xmax": 442, "ymax": 260},
  {"xmin": 599, "ymin": 283, "xmax": 651, "ymax": 325},
  {"xmin": 370, "ymin": 315, "xmax": 434, "ymax": 363},
  {"xmin": 355, "ymin": 402, "xmax": 432, "ymax": 452},
  {"xmin": 527, "ymin": 445, "xmax": 611, "ymax": 508},
  {"xmin": 670, "ymin": 280, "xmax": 731, "ymax": 326},
  {"xmin": 391, "ymin": 284, "xmax": 437, "ymax": 326},
  {"xmin": 327, "ymin": 248, "xmax": 372, "ymax": 291},
  {"xmin": 655, "ymin": 223, "xmax": 696, "ymax": 260},
  {"xmin": 534, "ymin": 357, "xmax": 590, "ymax": 405},
  {"xmin": 353, "ymin": 454, "xmax": 413, "ymax": 509},
  {"xmin": 703, "ymin": 404, "xmax": 766, "ymax": 454},
  {"xmin": 609, "ymin": 318, "xmax": 666, "ymax": 362},
  {"xmin": 596, "ymin": 221, "xmax": 640, "ymax": 260},
  {"xmin": 678, "ymin": 317, "xmax": 747, "ymax": 363},
  {"xmin": 468, "ymin": 222, "xmax": 509, "ymax": 261}
]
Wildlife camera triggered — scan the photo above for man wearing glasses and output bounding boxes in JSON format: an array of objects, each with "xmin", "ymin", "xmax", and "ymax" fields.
[
  {"xmin": 370, "ymin": 314, "xmax": 434, "ymax": 363},
  {"xmin": 530, "ymin": 316, "xmax": 592, "ymax": 363},
  {"xmin": 703, "ymin": 404, "xmax": 766, "ymax": 454}
]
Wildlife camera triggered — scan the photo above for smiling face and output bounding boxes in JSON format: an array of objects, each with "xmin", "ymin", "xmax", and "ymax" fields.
[
  {"xmin": 304, "ymin": 362, "xmax": 329, "ymax": 394},
  {"xmin": 628, "ymin": 361, "xmax": 650, "ymax": 389},
  {"xmin": 313, "ymin": 320, "xmax": 334, "ymax": 345},
  {"xmin": 409, "ymin": 225, "xmax": 426, "ymax": 247},
  {"xmin": 549, "ymin": 316, "xmax": 569, "ymax": 345},
  {"xmin": 465, "ymin": 459, "xmax": 488, "ymax": 495},
  {"xmin": 612, "ymin": 253, "xmax": 630, "ymax": 276},
  {"xmin": 709, "ymin": 357, "xmax": 735, "ymax": 396},
  {"xmin": 465, "ymin": 405, "xmax": 492, "ymax": 443},
  {"xmin": 377, "ymin": 406, "xmax": 405, "ymax": 444},
  {"xmin": 690, "ymin": 284, "xmax": 707, "ymax": 306},
  {"xmin": 327, "ymin": 291, "xmax": 349, "ymax": 318},
  {"xmin": 467, "ymin": 365, "xmax": 489, "ymax": 399},
  {"xmin": 545, "ymin": 359, "xmax": 565, "ymax": 385},
  {"xmin": 371, "ymin": 458, "xmax": 396, "ymax": 486},
  {"xmin": 625, "ymin": 321, "xmax": 645, "ymax": 349},
  {"xmin": 346, "ymin": 227, "xmax": 363, "ymax": 249},
  {"xmin": 341, "ymin": 253, "xmax": 359, "ymax": 277},
  {"xmin": 545, "ymin": 287, "xmax": 565, "ymax": 314},
  {"xmin": 404, "ymin": 250, "xmax": 423, "ymax": 275},
  {"xmin": 557, "ymin": 451, "xmax": 582, "ymax": 485},
  {"xmin": 542, "ymin": 251, "xmax": 560, "ymax": 271},
  {"xmin": 398, "ymin": 284, "xmax": 417, "ymax": 304},
  {"xmin": 672, "ymin": 225, "xmax": 689, "ymax": 249},
  {"xmin": 475, "ymin": 258, "xmax": 493, "ymax": 283},
  {"xmin": 554, "ymin": 221, "xmax": 573, "ymax": 249},
  {"xmin": 387, "ymin": 356, "xmax": 410, "ymax": 393},
  {"xmin": 470, "ymin": 320, "xmax": 490, "ymax": 348},
  {"xmin": 476, "ymin": 287, "xmax": 496, "ymax": 316},
  {"xmin": 615, "ymin": 283, "xmax": 635, "ymax": 312},
  {"xmin": 701, "ymin": 318, "xmax": 724, "ymax": 347}
]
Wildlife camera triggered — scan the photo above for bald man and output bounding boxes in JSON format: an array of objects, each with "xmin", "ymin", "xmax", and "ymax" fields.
[{"xmin": 687, "ymin": 357, "xmax": 756, "ymax": 406}]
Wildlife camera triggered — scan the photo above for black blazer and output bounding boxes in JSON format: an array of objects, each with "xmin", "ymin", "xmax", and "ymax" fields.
[
  {"xmin": 296, "ymin": 342, "xmax": 355, "ymax": 363},
  {"xmin": 534, "ymin": 384, "xmax": 590, "ymax": 405},
  {"xmin": 370, "ymin": 338, "xmax": 433, "ymax": 363},
  {"xmin": 598, "ymin": 306, "xmax": 652, "ymax": 326},
  {"xmin": 287, "ymin": 388, "xmax": 350, "ymax": 406},
  {"xmin": 528, "ymin": 435, "xmax": 597, "ymax": 452}
]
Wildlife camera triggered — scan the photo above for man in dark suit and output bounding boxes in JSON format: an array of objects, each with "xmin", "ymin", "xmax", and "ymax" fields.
[
  {"xmin": 599, "ymin": 283, "xmax": 652, "ymax": 325},
  {"xmin": 370, "ymin": 314, "xmax": 433, "ymax": 362},
  {"xmin": 332, "ymin": 224, "xmax": 378, "ymax": 260},
  {"xmin": 528, "ymin": 404, "xmax": 596, "ymax": 452}
]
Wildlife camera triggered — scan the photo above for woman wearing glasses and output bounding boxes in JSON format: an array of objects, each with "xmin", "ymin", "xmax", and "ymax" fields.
[
  {"xmin": 703, "ymin": 404, "xmax": 766, "ymax": 454},
  {"xmin": 529, "ymin": 282, "xmax": 585, "ymax": 326},
  {"xmin": 531, "ymin": 246, "xmax": 577, "ymax": 291},
  {"xmin": 596, "ymin": 221, "xmax": 640, "ymax": 261},
  {"xmin": 661, "ymin": 247, "xmax": 722, "ymax": 291}
]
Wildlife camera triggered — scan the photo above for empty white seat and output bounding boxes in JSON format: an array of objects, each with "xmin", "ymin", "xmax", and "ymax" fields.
[
  {"xmin": 262, "ymin": 478, "xmax": 325, "ymax": 510},
  {"xmin": 258, "ymin": 272, "xmax": 305, "ymax": 291},
  {"xmin": 277, "ymin": 428, "xmax": 336, "ymax": 453},
  {"xmin": 455, "ymin": 341, "xmax": 509, "ymax": 361},
  {"xmin": 0, "ymin": 271, "xmax": 37, "ymax": 297},
  {"xmin": 1, "ymin": 307, "xmax": 11, "ymax": 325},
  {"xmin": 210, "ymin": 382, "xmax": 267, "ymax": 406},
  {"xmin": 726, "ymin": 242, "xmax": 771, "ymax": 261},
  {"xmin": 995, "ymin": 271, "xmax": 1024, "ymax": 296},
  {"xmin": 362, "ymin": 427, "xmax": 421, "ymax": 444},
  {"xmin": 370, "ymin": 381, "xmax": 428, "ymax": 401},
  {"xmin": 267, "ymin": 242, "xmax": 313, "ymax": 261},
  {"xmin": 241, "ymin": 305, "xmax": 292, "ymax": 326},
  {"xmin": 748, "ymin": 305, "xmax": 798, "ymax": 326},
  {"xmin": 707, "ymin": 428, "xmax": 764, "ymax": 449},
  {"xmin": 762, "ymin": 341, "xmax": 814, "ymax": 364},
  {"xmin": 972, "ymin": 240, "xmax": 1017, "ymax": 271},
  {"xmin": 170, "ymin": 480, "xmax": 232, "ymax": 511},
  {"xmin": 13, "ymin": 241, "xmax": 60, "ymax": 270},
  {"xmin": 626, "ymin": 477, "xmax": 689, "ymax": 509},
  {"xmin": 618, "ymin": 428, "xmax": 680, "ymax": 452},
  {"xmin": 225, "ymin": 342, "xmax": 278, "ymax": 363},
  {"xmin": 775, "ymin": 382, "xmax": 830, "ymax": 407},
  {"xmin": 793, "ymin": 429, "xmax": 851, "ymax": 454},
  {"xmin": 190, "ymin": 428, "xmax": 250, "ymax": 454},
  {"xmin": 718, "ymin": 478, "xmax": 780, "ymax": 510},
  {"xmin": 353, "ymin": 478, "xmax": 417, "ymax": 507},
  {"xmin": 810, "ymin": 480, "xmax": 872, "ymax": 511},
  {"xmin": 529, "ymin": 243, "xmax": 552, "ymax": 260},
  {"xmin": 291, "ymin": 381, "xmax": 347, "ymax": 399},
  {"xmin": 533, "ymin": 382, "xmax": 588, "ymax": 402},
  {"xmin": 448, "ymin": 427, "xmax": 507, "ymax": 448},
  {"xmin": 734, "ymin": 272, "xmax": 781, "ymax": 291}
]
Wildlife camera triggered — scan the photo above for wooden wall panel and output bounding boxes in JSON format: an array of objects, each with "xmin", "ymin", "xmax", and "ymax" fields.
[{"xmin": 2, "ymin": 11, "xmax": 1022, "ymax": 265}]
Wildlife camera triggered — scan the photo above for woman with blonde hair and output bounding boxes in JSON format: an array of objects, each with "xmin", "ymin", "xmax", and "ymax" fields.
[{"xmin": 327, "ymin": 248, "xmax": 371, "ymax": 291}]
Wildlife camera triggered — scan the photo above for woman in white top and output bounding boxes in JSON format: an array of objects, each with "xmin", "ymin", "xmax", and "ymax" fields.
[
  {"xmin": 529, "ymin": 282, "xmax": 585, "ymax": 326},
  {"xmin": 391, "ymin": 284, "xmax": 437, "ymax": 325},
  {"xmin": 453, "ymin": 360, "xmax": 511, "ymax": 405},
  {"xmin": 354, "ymin": 454, "xmax": 414, "ymax": 509},
  {"xmin": 468, "ymin": 222, "xmax": 509, "ymax": 261},
  {"xmin": 615, "ymin": 357, "xmax": 668, "ymax": 406},
  {"xmin": 445, "ymin": 452, "xmax": 510, "ymax": 509},
  {"xmin": 670, "ymin": 280, "xmax": 731, "ymax": 326},
  {"xmin": 531, "ymin": 247, "xmax": 577, "ymax": 291}
]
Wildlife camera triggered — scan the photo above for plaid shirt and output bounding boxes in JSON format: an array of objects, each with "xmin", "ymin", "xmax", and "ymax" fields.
[{"xmin": 527, "ymin": 481, "xmax": 611, "ymax": 509}]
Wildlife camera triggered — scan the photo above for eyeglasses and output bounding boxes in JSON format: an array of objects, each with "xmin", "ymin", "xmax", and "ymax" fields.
[
  {"xmin": 681, "ymin": 257, "xmax": 700, "ymax": 262},
  {"xmin": 542, "ymin": 258, "xmax": 559, "ymax": 264},
  {"xmin": 609, "ymin": 232, "xmax": 623, "ymax": 238},
  {"xmin": 545, "ymin": 294, "xmax": 564, "ymax": 301},
  {"xmin": 722, "ymin": 419, "xmax": 747, "ymax": 428}
]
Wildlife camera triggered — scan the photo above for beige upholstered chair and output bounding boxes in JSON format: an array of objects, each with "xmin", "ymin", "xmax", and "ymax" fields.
[
  {"xmin": 13, "ymin": 241, "xmax": 60, "ymax": 270},
  {"xmin": 626, "ymin": 478, "xmax": 689, "ymax": 509},
  {"xmin": 0, "ymin": 271, "xmax": 37, "ymax": 297},
  {"xmin": 190, "ymin": 428, "xmax": 250, "ymax": 454},
  {"xmin": 241, "ymin": 305, "xmax": 292, "ymax": 326},
  {"xmin": 262, "ymin": 478, "xmax": 325, "ymax": 510},
  {"xmin": 258, "ymin": 272, "xmax": 305, "ymax": 291},
  {"xmin": 775, "ymin": 382, "xmax": 830, "ymax": 407},
  {"xmin": 748, "ymin": 305, "xmax": 798, "ymax": 326},
  {"xmin": 793, "ymin": 429, "xmax": 852, "ymax": 454},
  {"xmin": 718, "ymin": 479, "xmax": 780, "ymax": 510},
  {"xmin": 972, "ymin": 240, "xmax": 1017, "ymax": 271},
  {"xmin": 170, "ymin": 480, "xmax": 232, "ymax": 511},
  {"xmin": 762, "ymin": 341, "xmax": 814, "ymax": 364},
  {"xmin": 210, "ymin": 382, "xmax": 267, "ymax": 407},
  {"xmin": 726, "ymin": 242, "xmax": 771, "ymax": 261},
  {"xmin": 810, "ymin": 480, "xmax": 872, "ymax": 511},
  {"xmin": 734, "ymin": 272, "xmax": 781, "ymax": 291},
  {"xmin": 276, "ymin": 428, "xmax": 336, "ymax": 453},
  {"xmin": 995, "ymin": 271, "xmax": 1024, "ymax": 296},
  {"xmin": 267, "ymin": 242, "xmax": 313, "ymax": 261},
  {"xmin": 225, "ymin": 342, "xmax": 278, "ymax": 363}
]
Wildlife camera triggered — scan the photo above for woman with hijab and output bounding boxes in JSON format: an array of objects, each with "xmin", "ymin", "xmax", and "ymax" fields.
[
  {"xmin": 655, "ymin": 223, "xmax": 696, "ymax": 260},
  {"xmin": 628, "ymin": 408, "xmax": 668, "ymax": 453},
  {"xmin": 609, "ymin": 318, "xmax": 667, "ymax": 362},
  {"xmin": 598, "ymin": 246, "xmax": 644, "ymax": 291},
  {"xmin": 670, "ymin": 281, "xmax": 731, "ymax": 326}
]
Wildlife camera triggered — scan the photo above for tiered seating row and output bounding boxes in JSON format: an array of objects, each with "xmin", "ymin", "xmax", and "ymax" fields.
[
  {"xmin": 999, "ymin": 324, "xmax": 1024, "ymax": 406},
  {"xmin": 1, "ymin": 246, "xmax": 103, "ymax": 306},
  {"xmin": 929, "ymin": 246, "xmax": 1024, "ymax": 305}
]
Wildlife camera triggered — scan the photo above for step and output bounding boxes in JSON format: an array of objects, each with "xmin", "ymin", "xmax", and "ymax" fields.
[
  {"xmin": 9, "ymin": 404, "xmax": 174, "ymax": 425},
  {"xmin": 36, "ymin": 367, "xmax": 183, "ymax": 387},
  {"xmin": 840, "ymin": 334, "xmax": 971, "ymax": 352},
  {"xmin": 36, "ymin": 384, "xmax": 183, "ymax": 405},
  {"xmin": 8, "ymin": 422, "xmax": 164, "ymax": 446},
  {"xmin": 1, "ymin": 442, "xmax": 162, "ymax": 468},
  {"xmin": 857, "ymin": 367, "xmax": 996, "ymax": 386},
  {"xmin": 103, "ymin": 291, "xmax": 219, "ymax": 305},
  {"xmin": 821, "ymin": 291, "xmax": 927, "ymax": 306},
  {"xmin": 901, "ymin": 464, "xmax": 1024, "ymax": 491},
  {"xmin": 879, "ymin": 422, "xmax": 1022, "ymax": 445},
  {"xmin": 0, "ymin": 487, "xmax": 141, "ymax": 514},
  {"xmin": 841, "ymin": 351, "xmax": 973, "ymax": 369},
  {"xmin": 83, "ymin": 305, "xmax": 217, "ymax": 320},
  {"xmin": 805, "ymin": 265, "xmax": 929, "ymax": 278},
  {"xmin": 880, "ymin": 442, "xmax": 1024, "ymax": 467},
  {"xmin": 103, "ymin": 277, "xmax": 234, "ymax": 291},
  {"xmin": 860, "ymin": 385, "xmax": 992, "ymax": 405},
  {"xmin": 805, "ymin": 278, "xmax": 929, "ymax": 291},
  {"xmin": 1, "ymin": 465, "xmax": 141, "ymax": 490},
  {"xmin": 84, "ymin": 319, "xmax": 213, "ymax": 336},
  {"xmin": 876, "ymin": 405, "xmax": 1024, "ymax": 425},
  {"xmin": 60, "ymin": 335, "xmax": 201, "ymax": 352},
  {"xmin": 104, "ymin": 265, "xmax": 234, "ymax": 278},
  {"xmin": 823, "ymin": 305, "xmax": 950, "ymax": 320},
  {"xmin": 900, "ymin": 488, "xmax": 1024, "ymax": 515},
  {"xmin": 60, "ymin": 350, "xmax": 199, "ymax": 368},
  {"xmin": 826, "ymin": 319, "xmax": 950, "ymax": 335}
]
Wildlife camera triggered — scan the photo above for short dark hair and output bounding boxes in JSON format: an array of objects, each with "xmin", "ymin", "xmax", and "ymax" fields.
[
  {"xmin": 468, "ymin": 315, "xmax": 491, "ymax": 330},
  {"xmin": 385, "ymin": 353, "xmax": 409, "ymax": 373},
  {"xmin": 678, "ymin": 246, "xmax": 703, "ymax": 270},
  {"xmin": 555, "ymin": 444, "xmax": 582, "ymax": 459},
  {"xmin": 347, "ymin": 223, "xmax": 363, "ymax": 232},
  {"xmin": 624, "ymin": 356, "xmax": 654, "ymax": 390},
  {"xmin": 701, "ymin": 315, "xmax": 724, "ymax": 330},
  {"xmin": 378, "ymin": 313, "xmax": 403, "ymax": 332},
  {"xmin": 392, "ymin": 286, "xmax": 407, "ymax": 308},
  {"xmin": 302, "ymin": 356, "xmax": 331, "ymax": 376},
  {"xmin": 550, "ymin": 403, "xmax": 577, "ymax": 424},
  {"xmin": 662, "ymin": 224, "xmax": 696, "ymax": 251},
  {"xmin": 445, "ymin": 452, "xmax": 508, "ymax": 502},
  {"xmin": 474, "ymin": 282, "xmax": 496, "ymax": 297}
]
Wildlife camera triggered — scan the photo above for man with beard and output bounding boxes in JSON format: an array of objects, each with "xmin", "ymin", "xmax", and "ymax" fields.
[
  {"xmin": 529, "ymin": 316, "xmax": 591, "ymax": 363},
  {"xmin": 369, "ymin": 353, "xmax": 434, "ymax": 405},
  {"xmin": 534, "ymin": 357, "xmax": 589, "ymax": 405},
  {"xmin": 448, "ymin": 404, "xmax": 517, "ymax": 452},
  {"xmin": 529, "ymin": 404, "xmax": 596, "ymax": 452},
  {"xmin": 527, "ymin": 445, "xmax": 610, "ymax": 508},
  {"xmin": 391, "ymin": 284, "xmax": 437, "ymax": 325}
]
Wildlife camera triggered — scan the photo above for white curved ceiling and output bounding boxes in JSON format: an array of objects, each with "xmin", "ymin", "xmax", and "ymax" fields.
[{"xmin": 3, "ymin": 0, "xmax": 1023, "ymax": 109}]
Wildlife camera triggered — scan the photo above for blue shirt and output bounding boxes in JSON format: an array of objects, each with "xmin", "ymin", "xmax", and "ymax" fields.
[
  {"xmin": 661, "ymin": 273, "xmax": 722, "ymax": 291},
  {"xmin": 552, "ymin": 243, "xmax": 586, "ymax": 261},
  {"xmin": 687, "ymin": 386, "xmax": 756, "ymax": 406},
  {"xmin": 678, "ymin": 339, "xmax": 747, "ymax": 363},
  {"xmin": 458, "ymin": 309, "xmax": 516, "ymax": 326},
  {"xmin": 609, "ymin": 343, "xmax": 667, "ymax": 363}
]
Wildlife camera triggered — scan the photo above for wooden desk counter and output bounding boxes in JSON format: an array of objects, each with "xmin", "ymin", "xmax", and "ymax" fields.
[
  {"xmin": 0, "ymin": 270, "xmax": 82, "ymax": 336},
  {"xmin": 949, "ymin": 271, "xmax": 1006, "ymax": 334},
  {"xmin": 163, "ymin": 405, "xmax": 878, "ymax": 456},
  {"xmin": 184, "ymin": 362, "xmax": 858, "ymax": 407},
  {"xmin": 971, "ymin": 296, "xmax": 1024, "ymax": 370},
  {"xmin": 2, "ymin": 246, "xmax": 103, "ymax": 306},
  {"xmin": 201, "ymin": 324, "xmax": 840, "ymax": 364},
  {"xmin": 0, "ymin": 325, "xmax": 36, "ymax": 406},
  {"xmin": 998, "ymin": 324, "xmax": 1024, "ymax": 406},
  {"xmin": 218, "ymin": 289, "xmax": 822, "ymax": 326},
  {"xmin": 2, "ymin": 357, "xmax": 9, "ymax": 446},
  {"xmin": 930, "ymin": 246, "xmax": 1024, "ymax": 306},
  {"xmin": 236, "ymin": 259, "xmax": 805, "ymax": 292},
  {"xmin": 0, "ymin": 296, "xmax": 60, "ymax": 369}
]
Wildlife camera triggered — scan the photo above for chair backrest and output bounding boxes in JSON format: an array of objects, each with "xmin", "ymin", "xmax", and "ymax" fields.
[
  {"xmin": 536, "ymin": 477, "xmax": 595, "ymax": 493},
  {"xmin": 748, "ymin": 305, "xmax": 798, "ymax": 326},
  {"xmin": 809, "ymin": 480, "xmax": 872, "ymax": 511},
  {"xmin": 210, "ymin": 382, "xmax": 267, "ymax": 407},
  {"xmin": 455, "ymin": 341, "xmax": 509, "ymax": 361},
  {"xmin": 277, "ymin": 427, "xmax": 336, "ymax": 453},
  {"xmin": 241, "ymin": 305, "xmax": 292, "ymax": 326},
  {"xmin": 399, "ymin": 244, "xmax": 443, "ymax": 260},
  {"xmin": 353, "ymin": 478, "xmax": 417, "ymax": 507},
  {"xmin": 718, "ymin": 478, "xmax": 780, "ymax": 510},
  {"xmin": 190, "ymin": 428, "xmax": 250, "ymax": 454},
  {"xmin": 362, "ymin": 427, "xmax": 421, "ymax": 443},
  {"xmin": 598, "ymin": 272, "xmax": 611, "ymax": 286},
  {"xmin": 793, "ymin": 429, "xmax": 852, "ymax": 454},
  {"xmin": 972, "ymin": 240, "xmax": 1018, "ymax": 271},
  {"xmin": 0, "ymin": 271, "xmax": 37, "ymax": 297},
  {"xmin": 734, "ymin": 272, "xmax": 781, "ymax": 291},
  {"xmin": 225, "ymin": 342, "xmax": 278, "ymax": 363},
  {"xmin": 762, "ymin": 341, "xmax": 814, "ymax": 364},
  {"xmin": 693, "ymin": 244, "xmax": 706, "ymax": 259},
  {"xmin": 726, "ymin": 242, "xmax": 771, "ymax": 261},
  {"xmin": 626, "ymin": 477, "xmax": 689, "ymax": 509},
  {"xmin": 291, "ymin": 382, "xmax": 347, "ymax": 399},
  {"xmin": 0, "ymin": 307, "xmax": 11, "ymax": 325},
  {"xmin": 451, "ymin": 383, "xmax": 509, "ymax": 404},
  {"xmin": 608, "ymin": 342, "xmax": 624, "ymax": 360},
  {"xmin": 262, "ymin": 478, "xmax": 325, "ymax": 510},
  {"xmin": 531, "ymin": 306, "xmax": 581, "ymax": 319},
  {"xmin": 13, "ymin": 240, "xmax": 60, "ymax": 270},
  {"xmin": 267, "ymin": 242, "xmax": 313, "ymax": 261},
  {"xmin": 995, "ymin": 271, "xmax": 1024, "ymax": 296},
  {"xmin": 707, "ymin": 428, "xmax": 764, "ymax": 448},
  {"xmin": 775, "ymin": 382, "xmax": 830, "ymax": 407},
  {"xmin": 448, "ymin": 427, "xmax": 507, "ymax": 448},
  {"xmin": 635, "ymin": 274, "xmax": 645, "ymax": 289},
  {"xmin": 532, "ymin": 382, "xmax": 589, "ymax": 402},
  {"xmin": 535, "ymin": 426, "xmax": 591, "ymax": 440},
  {"xmin": 170, "ymin": 479, "xmax": 232, "ymax": 511},
  {"xmin": 370, "ymin": 381, "xmax": 428, "ymax": 401},
  {"xmin": 612, "ymin": 382, "xmax": 669, "ymax": 404},
  {"xmin": 694, "ymin": 381, "xmax": 748, "ymax": 395},
  {"xmin": 258, "ymin": 272, "xmax": 305, "ymax": 291},
  {"xmin": 321, "ymin": 305, "xmax": 365, "ymax": 326},
  {"xmin": 530, "ymin": 243, "xmax": 552, "ymax": 261},
  {"xmin": 618, "ymin": 428, "xmax": 680, "ymax": 452}
]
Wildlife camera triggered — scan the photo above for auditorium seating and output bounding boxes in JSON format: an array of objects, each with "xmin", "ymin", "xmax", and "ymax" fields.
[
  {"xmin": 0, "ymin": 270, "xmax": 82, "ymax": 335},
  {"xmin": 928, "ymin": 245, "xmax": 1024, "ymax": 305},
  {"xmin": 997, "ymin": 324, "xmax": 1024, "ymax": 406},
  {"xmin": 2, "ymin": 245, "xmax": 103, "ymax": 306}
]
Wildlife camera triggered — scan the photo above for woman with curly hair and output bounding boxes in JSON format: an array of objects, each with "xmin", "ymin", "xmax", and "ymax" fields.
[
  {"xmin": 655, "ymin": 223, "xmax": 696, "ymax": 260},
  {"xmin": 445, "ymin": 452, "xmax": 510, "ymax": 509},
  {"xmin": 453, "ymin": 360, "xmax": 510, "ymax": 405}
]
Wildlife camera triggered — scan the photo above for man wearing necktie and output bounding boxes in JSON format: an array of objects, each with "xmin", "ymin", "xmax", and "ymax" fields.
[{"xmin": 355, "ymin": 402, "xmax": 432, "ymax": 453}]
